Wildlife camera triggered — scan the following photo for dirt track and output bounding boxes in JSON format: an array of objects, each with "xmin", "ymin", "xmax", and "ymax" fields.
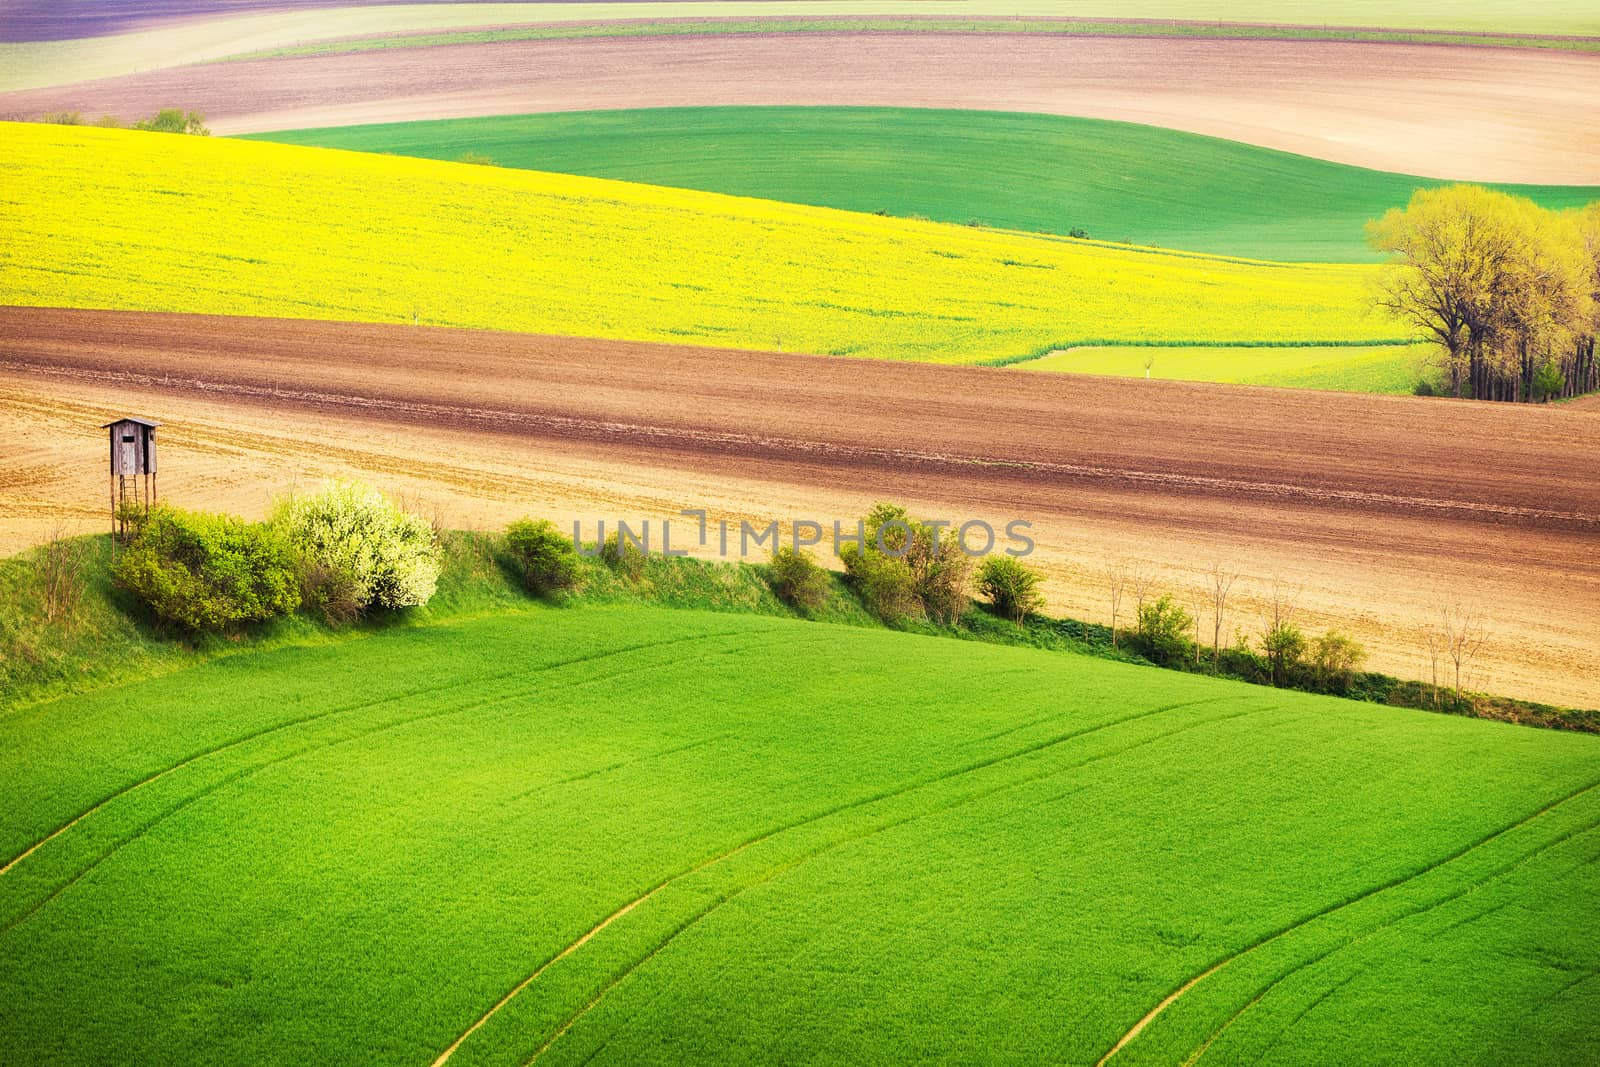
[
  {"xmin": 3, "ymin": 306, "xmax": 1597, "ymax": 706},
  {"xmin": 2, "ymin": 33, "xmax": 1596, "ymax": 182}
]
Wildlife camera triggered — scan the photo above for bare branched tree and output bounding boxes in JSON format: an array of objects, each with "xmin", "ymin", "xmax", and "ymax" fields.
[
  {"xmin": 1422, "ymin": 623, "xmax": 1445, "ymax": 708},
  {"xmin": 1129, "ymin": 562, "xmax": 1157, "ymax": 624},
  {"xmin": 1207, "ymin": 562, "xmax": 1240, "ymax": 664},
  {"xmin": 1103, "ymin": 559, "xmax": 1127, "ymax": 647},
  {"xmin": 1190, "ymin": 593, "xmax": 1205, "ymax": 666},
  {"xmin": 1259, "ymin": 579, "xmax": 1305, "ymax": 686},
  {"xmin": 1261, "ymin": 578, "xmax": 1300, "ymax": 633},
  {"xmin": 1441, "ymin": 601, "xmax": 1489, "ymax": 701}
]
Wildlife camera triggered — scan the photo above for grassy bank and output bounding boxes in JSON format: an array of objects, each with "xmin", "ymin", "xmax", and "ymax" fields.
[{"xmin": 5, "ymin": 531, "xmax": 1592, "ymax": 733}]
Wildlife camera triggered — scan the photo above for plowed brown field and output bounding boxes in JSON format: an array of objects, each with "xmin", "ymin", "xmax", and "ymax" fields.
[
  {"xmin": 2, "ymin": 33, "xmax": 1596, "ymax": 182},
  {"xmin": 3, "ymin": 306, "xmax": 1597, "ymax": 706}
]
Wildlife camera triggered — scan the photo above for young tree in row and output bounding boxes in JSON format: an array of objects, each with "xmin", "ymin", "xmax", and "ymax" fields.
[
  {"xmin": 1259, "ymin": 579, "xmax": 1303, "ymax": 687},
  {"xmin": 1442, "ymin": 601, "xmax": 1489, "ymax": 702},
  {"xmin": 1128, "ymin": 562, "xmax": 1157, "ymax": 624},
  {"xmin": 1207, "ymin": 561, "xmax": 1240, "ymax": 665},
  {"xmin": 1103, "ymin": 558, "xmax": 1127, "ymax": 647}
]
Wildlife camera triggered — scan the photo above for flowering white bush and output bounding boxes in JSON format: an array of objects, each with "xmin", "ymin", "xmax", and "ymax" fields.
[{"xmin": 271, "ymin": 483, "xmax": 440, "ymax": 611}]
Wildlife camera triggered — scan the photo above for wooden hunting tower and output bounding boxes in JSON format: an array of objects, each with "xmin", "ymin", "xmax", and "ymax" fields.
[{"xmin": 104, "ymin": 416, "xmax": 158, "ymax": 535}]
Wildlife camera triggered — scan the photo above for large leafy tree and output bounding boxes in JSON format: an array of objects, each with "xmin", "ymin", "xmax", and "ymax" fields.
[{"xmin": 1368, "ymin": 185, "xmax": 1597, "ymax": 401}]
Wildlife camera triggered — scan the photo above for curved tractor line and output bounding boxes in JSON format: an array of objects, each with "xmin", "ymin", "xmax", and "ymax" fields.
[
  {"xmin": 0, "ymin": 629, "xmax": 759, "ymax": 933},
  {"xmin": 431, "ymin": 694, "xmax": 1242, "ymax": 1065},
  {"xmin": 0, "ymin": 627, "xmax": 749, "ymax": 879},
  {"xmin": 1095, "ymin": 774, "xmax": 1600, "ymax": 1066},
  {"xmin": 520, "ymin": 701, "xmax": 1288, "ymax": 1064},
  {"xmin": 1181, "ymin": 806, "xmax": 1600, "ymax": 1065}
]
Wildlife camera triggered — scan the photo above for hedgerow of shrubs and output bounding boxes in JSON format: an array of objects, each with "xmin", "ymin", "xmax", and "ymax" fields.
[
  {"xmin": 271, "ymin": 483, "xmax": 441, "ymax": 618},
  {"xmin": 840, "ymin": 504, "xmax": 971, "ymax": 623},
  {"xmin": 600, "ymin": 531, "xmax": 647, "ymax": 582},
  {"xmin": 113, "ymin": 507, "xmax": 298, "ymax": 631},
  {"xmin": 505, "ymin": 519, "xmax": 580, "ymax": 595},
  {"xmin": 768, "ymin": 547, "xmax": 830, "ymax": 612}
]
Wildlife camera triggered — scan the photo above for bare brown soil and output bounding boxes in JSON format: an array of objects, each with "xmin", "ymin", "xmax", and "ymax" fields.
[
  {"xmin": 3, "ymin": 306, "xmax": 1597, "ymax": 706},
  {"xmin": 2, "ymin": 33, "xmax": 1595, "ymax": 182}
]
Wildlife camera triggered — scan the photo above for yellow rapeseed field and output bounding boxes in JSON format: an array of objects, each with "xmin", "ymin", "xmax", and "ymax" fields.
[{"xmin": 0, "ymin": 123, "xmax": 1399, "ymax": 363}]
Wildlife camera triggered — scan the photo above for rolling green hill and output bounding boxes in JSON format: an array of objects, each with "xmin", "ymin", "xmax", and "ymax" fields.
[
  {"xmin": 2, "ymin": 600, "xmax": 1597, "ymax": 1064},
  {"xmin": 249, "ymin": 108, "xmax": 1600, "ymax": 262}
]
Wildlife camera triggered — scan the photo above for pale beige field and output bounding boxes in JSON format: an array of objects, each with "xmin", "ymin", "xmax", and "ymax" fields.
[
  {"xmin": 4, "ymin": 307, "xmax": 1597, "ymax": 708},
  {"xmin": 5, "ymin": 1, "xmax": 1597, "ymax": 90}
]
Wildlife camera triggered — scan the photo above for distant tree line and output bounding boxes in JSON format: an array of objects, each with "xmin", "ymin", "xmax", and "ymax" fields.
[
  {"xmin": 1370, "ymin": 186, "xmax": 1600, "ymax": 402},
  {"xmin": 38, "ymin": 108, "xmax": 209, "ymax": 135}
]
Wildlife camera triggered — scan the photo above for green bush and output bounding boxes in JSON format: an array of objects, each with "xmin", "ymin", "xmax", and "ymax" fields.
[
  {"xmin": 840, "ymin": 504, "xmax": 919, "ymax": 622},
  {"xmin": 1310, "ymin": 630, "xmax": 1368, "ymax": 693},
  {"xmin": 907, "ymin": 524, "xmax": 971, "ymax": 625},
  {"xmin": 296, "ymin": 558, "xmax": 362, "ymax": 626},
  {"xmin": 271, "ymin": 483, "xmax": 440, "ymax": 613},
  {"xmin": 1219, "ymin": 641, "xmax": 1271, "ymax": 685},
  {"xmin": 114, "ymin": 498, "xmax": 150, "ymax": 540},
  {"xmin": 1134, "ymin": 595, "xmax": 1194, "ymax": 666},
  {"xmin": 977, "ymin": 557, "xmax": 1044, "ymax": 625},
  {"xmin": 1262, "ymin": 621, "xmax": 1308, "ymax": 686},
  {"xmin": 505, "ymin": 519, "xmax": 580, "ymax": 596},
  {"xmin": 133, "ymin": 108, "xmax": 209, "ymax": 135},
  {"xmin": 114, "ymin": 507, "xmax": 298, "ymax": 631},
  {"xmin": 842, "ymin": 548, "xmax": 918, "ymax": 622},
  {"xmin": 767, "ymin": 547, "xmax": 830, "ymax": 612},
  {"xmin": 839, "ymin": 503, "xmax": 973, "ymax": 624},
  {"xmin": 1534, "ymin": 360, "xmax": 1565, "ymax": 402},
  {"xmin": 600, "ymin": 531, "xmax": 647, "ymax": 582}
]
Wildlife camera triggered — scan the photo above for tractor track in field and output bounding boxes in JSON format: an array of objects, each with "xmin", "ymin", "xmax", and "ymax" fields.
[
  {"xmin": 0, "ymin": 625, "xmax": 758, "ymax": 873},
  {"xmin": 522, "ymin": 700, "xmax": 1284, "ymax": 1065},
  {"xmin": 1094, "ymin": 775, "xmax": 1600, "ymax": 1066},
  {"xmin": 432, "ymin": 694, "xmax": 1246, "ymax": 1064},
  {"xmin": 0, "ymin": 627, "xmax": 760, "ymax": 934},
  {"xmin": 1183, "ymin": 810, "xmax": 1600, "ymax": 1065}
]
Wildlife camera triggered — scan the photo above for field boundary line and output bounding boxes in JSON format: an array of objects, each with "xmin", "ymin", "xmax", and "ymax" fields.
[
  {"xmin": 430, "ymin": 694, "xmax": 1244, "ymax": 1064},
  {"xmin": 1095, "ymin": 774, "xmax": 1600, "ymax": 1066}
]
